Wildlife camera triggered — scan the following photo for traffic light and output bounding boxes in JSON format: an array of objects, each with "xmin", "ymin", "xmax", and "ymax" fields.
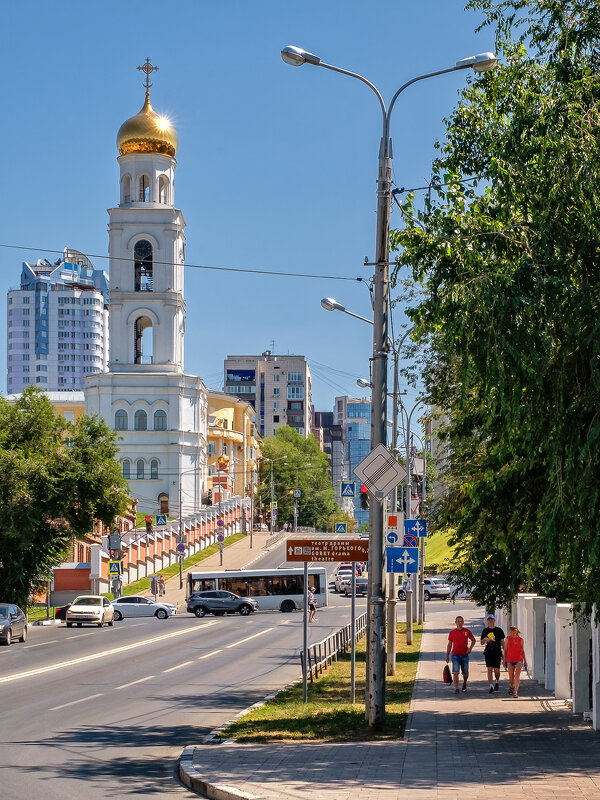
[
  {"xmin": 145, "ymin": 515, "xmax": 152, "ymax": 535},
  {"xmin": 360, "ymin": 485, "xmax": 369, "ymax": 510}
]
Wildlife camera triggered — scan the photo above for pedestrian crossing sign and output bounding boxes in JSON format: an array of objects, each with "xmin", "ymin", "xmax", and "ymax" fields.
[
  {"xmin": 155, "ymin": 515, "xmax": 167, "ymax": 526},
  {"xmin": 340, "ymin": 482, "xmax": 356, "ymax": 497},
  {"xmin": 335, "ymin": 522, "xmax": 347, "ymax": 534},
  {"xmin": 108, "ymin": 560, "xmax": 123, "ymax": 575}
]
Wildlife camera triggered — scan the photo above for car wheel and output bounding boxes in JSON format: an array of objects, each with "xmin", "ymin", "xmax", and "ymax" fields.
[
  {"xmin": 424, "ymin": 591, "xmax": 431, "ymax": 601},
  {"xmin": 1, "ymin": 630, "xmax": 11, "ymax": 646},
  {"xmin": 108, "ymin": 619, "xmax": 114, "ymax": 627},
  {"xmin": 77, "ymin": 623, "xmax": 82, "ymax": 627},
  {"xmin": 238, "ymin": 604, "xmax": 252, "ymax": 616},
  {"xmin": 113, "ymin": 610, "xmax": 123, "ymax": 621},
  {"xmin": 19, "ymin": 626, "xmax": 27, "ymax": 643},
  {"xmin": 398, "ymin": 590, "xmax": 406, "ymax": 601},
  {"xmin": 66, "ymin": 622, "xmax": 73, "ymax": 628},
  {"xmin": 280, "ymin": 599, "xmax": 295, "ymax": 613},
  {"xmin": 98, "ymin": 620, "xmax": 104, "ymax": 628},
  {"xmin": 155, "ymin": 609, "xmax": 168, "ymax": 619},
  {"xmin": 194, "ymin": 606, "xmax": 206, "ymax": 618}
]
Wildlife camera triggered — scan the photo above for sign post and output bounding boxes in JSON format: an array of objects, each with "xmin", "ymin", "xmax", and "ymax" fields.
[{"xmin": 303, "ymin": 561, "xmax": 308, "ymax": 702}]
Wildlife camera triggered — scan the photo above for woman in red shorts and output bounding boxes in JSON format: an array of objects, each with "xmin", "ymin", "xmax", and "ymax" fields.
[{"xmin": 503, "ymin": 625, "xmax": 528, "ymax": 698}]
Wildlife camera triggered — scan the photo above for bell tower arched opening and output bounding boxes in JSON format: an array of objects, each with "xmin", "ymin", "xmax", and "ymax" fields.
[
  {"xmin": 134, "ymin": 315, "xmax": 153, "ymax": 364},
  {"xmin": 134, "ymin": 240, "xmax": 153, "ymax": 291}
]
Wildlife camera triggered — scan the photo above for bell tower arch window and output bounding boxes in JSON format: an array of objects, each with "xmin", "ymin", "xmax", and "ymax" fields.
[
  {"xmin": 134, "ymin": 240, "xmax": 153, "ymax": 291},
  {"xmin": 134, "ymin": 410, "xmax": 148, "ymax": 430},
  {"xmin": 139, "ymin": 174, "xmax": 150, "ymax": 202},
  {"xmin": 134, "ymin": 316, "xmax": 153, "ymax": 364},
  {"xmin": 158, "ymin": 175, "xmax": 169, "ymax": 204},
  {"xmin": 122, "ymin": 174, "xmax": 131, "ymax": 204}
]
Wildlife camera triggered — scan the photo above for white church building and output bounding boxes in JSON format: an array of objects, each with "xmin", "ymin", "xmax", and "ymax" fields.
[{"xmin": 85, "ymin": 61, "xmax": 207, "ymax": 517}]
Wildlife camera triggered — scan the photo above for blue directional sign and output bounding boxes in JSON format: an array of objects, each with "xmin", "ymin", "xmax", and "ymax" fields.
[
  {"xmin": 387, "ymin": 531, "xmax": 399, "ymax": 544},
  {"xmin": 335, "ymin": 522, "xmax": 347, "ymax": 534},
  {"xmin": 404, "ymin": 519, "xmax": 427, "ymax": 538},
  {"xmin": 155, "ymin": 515, "xmax": 167, "ymax": 526},
  {"xmin": 340, "ymin": 482, "xmax": 356, "ymax": 497},
  {"xmin": 386, "ymin": 546, "xmax": 419, "ymax": 574}
]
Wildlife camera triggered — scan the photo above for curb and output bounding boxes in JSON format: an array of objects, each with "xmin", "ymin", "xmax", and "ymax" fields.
[
  {"xmin": 32, "ymin": 619, "xmax": 62, "ymax": 626},
  {"xmin": 179, "ymin": 746, "xmax": 265, "ymax": 800}
]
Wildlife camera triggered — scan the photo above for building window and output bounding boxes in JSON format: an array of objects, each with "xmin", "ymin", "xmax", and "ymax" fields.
[
  {"xmin": 153, "ymin": 410, "xmax": 167, "ymax": 430},
  {"xmin": 208, "ymin": 442, "xmax": 216, "ymax": 455},
  {"xmin": 122, "ymin": 459, "xmax": 131, "ymax": 479},
  {"xmin": 273, "ymin": 374, "xmax": 279, "ymax": 382},
  {"xmin": 139, "ymin": 174, "xmax": 150, "ymax": 202},
  {"xmin": 273, "ymin": 387, "xmax": 280, "ymax": 397},
  {"xmin": 150, "ymin": 459, "xmax": 159, "ymax": 479},
  {"xmin": 134, "ymin": 410, "xmax": 148, "ymax": 431},
  {"xmin": 115, "ymin": 410, "xmax": 128, "ymax": 430},
  {"xmin": 273, "ymin": 415, "xmax": 280, "ymax": 423},
  {"xmin": 136, "ymin": 459, "xmax": 145, "ymax": 480},
  {"xmin": 288, "ymin": 372, "xmax": 303, "ymax": 383},
  {"xmin": 134, "ymin": 239, "xmax": 153, "ymax": 291},
  {"xmin": 134, "ymin": 315, "xmax": 153, "ymax": 364},
  {"xmin": 273, "ymin": 402, "xmax": 279, "ymax": 410},
  {"xmin": 158, "ymin": 175, "xmax": 169, "ymax": 204},
  {"xmin": 122, "ymin": 174, "xmax": 131, "ymax": 203},
  {"xmin": 288, "ymin": 387, "xmax": 304, "ymax": 400}
]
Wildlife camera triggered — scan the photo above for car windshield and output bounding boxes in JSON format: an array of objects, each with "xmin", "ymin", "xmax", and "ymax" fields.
[
  {"xmin": 432, "ymin": 580, "xmax": 447, "ymax": 586},
  {"xmin": 72, "ymin": 597, "xmax": 101, "ymax": 606},
  {"xmin": 0, "ymin": 607, "xmax": 7, "ymax": 619}
]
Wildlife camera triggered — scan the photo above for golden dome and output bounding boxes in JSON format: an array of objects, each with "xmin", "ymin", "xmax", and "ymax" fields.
[{"xmin": 117, "ymin": 94, "xmax": 177, "ymax": 158}]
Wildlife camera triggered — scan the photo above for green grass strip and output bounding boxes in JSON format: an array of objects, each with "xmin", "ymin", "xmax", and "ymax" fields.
[{"xmin": 222, "ymin": 622, "xmax": 422, "ymax": 741}]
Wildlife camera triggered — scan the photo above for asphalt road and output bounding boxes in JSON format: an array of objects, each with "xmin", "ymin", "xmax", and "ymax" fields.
[{"xmin": 0, "ymin": 555, "xmax": 369, "ymax": 799}]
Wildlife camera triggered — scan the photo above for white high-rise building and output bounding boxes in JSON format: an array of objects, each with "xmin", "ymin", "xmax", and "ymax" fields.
[{"xmin": 85, "ymin": 62, "xmax": 207, "ymax": 517}]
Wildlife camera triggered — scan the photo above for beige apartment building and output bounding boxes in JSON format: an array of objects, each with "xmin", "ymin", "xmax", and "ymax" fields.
[{"xmin": 223, "ymin": 352, "xmax": 312, "ymax": 439}]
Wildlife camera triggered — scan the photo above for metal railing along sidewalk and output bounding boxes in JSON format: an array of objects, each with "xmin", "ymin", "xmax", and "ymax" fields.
[{"xmin": 301, "ymin": 611, "xmax": 367, "ymax": 683}]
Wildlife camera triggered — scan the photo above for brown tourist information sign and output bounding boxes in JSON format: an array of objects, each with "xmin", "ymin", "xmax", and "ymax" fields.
[{"xmin": 286, "ymin": 538, "xmax": 369, "ymax": 562}]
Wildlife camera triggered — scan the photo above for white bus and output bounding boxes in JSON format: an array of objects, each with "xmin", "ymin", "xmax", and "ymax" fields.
[{"xmin": 186, "ymin": 567, "xmax": 328, "ymax": 613}]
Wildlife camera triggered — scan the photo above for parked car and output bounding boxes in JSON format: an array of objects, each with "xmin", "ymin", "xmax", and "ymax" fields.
[
  {"xmin": 54, "ymin": 603, "xmax": 71, "ymax": 621},
  {"xmin": 397, "ymin": 577, "xmax": 451, "ymax": 601},
  {"xmin": 343, "ymin": 577, "xmax": 369, "ymax": 596},
  {"xmin": 334, "ymin": 571, "xmax": 354, "ymax": 592},
  {"xmin": 111, "ymin": 595, "xmax": 177, "ymax": 621},
  {"xmin": 0, "ymin": 603, "xmax": 27, "ymax": 645},
  {"xmin": 66, "ymin": 595, "xmax": 115, "ymax": 627},
  {"xmin": 187, "ymin": 590, "xmax": 258, "ymax": 617}
]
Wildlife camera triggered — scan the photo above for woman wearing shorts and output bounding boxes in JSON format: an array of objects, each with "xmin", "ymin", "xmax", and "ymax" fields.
[{"xmin": 504, "ymin": 625, "xmax": 527, "ymax": 698}]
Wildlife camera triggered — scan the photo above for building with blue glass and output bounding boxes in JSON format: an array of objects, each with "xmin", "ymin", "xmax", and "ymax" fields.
[{"xmin": 335, "ymin": 396, "xmax": 372, "ymax": 527}]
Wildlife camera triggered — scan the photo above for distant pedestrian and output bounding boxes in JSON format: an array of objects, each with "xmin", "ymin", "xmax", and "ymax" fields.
[
  {"xmin": 150, "ymin": 576, "xmax": 159, "ymax": 597},
  {"xmin": 307, "ymin": 586, "xmax": 317, "ymax": 622},
  {"xmin": 158, "ymin": 576, "xmax": 166, "ymax": 596},
  {"xmin": 446, "ymin": 615, "xmax": 476, "ymax": 694},
  {"xmin": 504, "ymin": 625, "xmax": 528, "ymax": 698},
  {"xmin": 480, "ymin": 614, "xmax": 505, "ymax": 693}
]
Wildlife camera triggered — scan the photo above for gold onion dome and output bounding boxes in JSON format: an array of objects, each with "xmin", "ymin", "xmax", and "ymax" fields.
[{"xmin": 117, "ymin": 93, "xmax": 177, "ymax": 158}]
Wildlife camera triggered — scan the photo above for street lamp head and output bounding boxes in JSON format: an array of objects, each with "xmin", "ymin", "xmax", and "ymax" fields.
[
  {"xmin": 455, "ymin": 52, "xmax": 497, "ymax": 73},
  {"xmin": 281, "ymin": 45, "xmax": 322, "ymax": 67},
  {"xmin": 357, "ymin": 378, "xmax": 372, "ymax": 389},
  {"xmin": 321, "ymin": 297, "xmax": 345, "ymax": 312}
]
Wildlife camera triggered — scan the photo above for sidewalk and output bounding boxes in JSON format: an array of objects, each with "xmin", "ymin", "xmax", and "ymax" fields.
[{"xmin": 180, "ymin": 604, "xmax": 600, "ymax": 799}]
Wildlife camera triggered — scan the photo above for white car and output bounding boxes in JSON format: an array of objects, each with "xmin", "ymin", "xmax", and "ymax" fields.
[
  {"xmin": 66, "ymin": 595, "xmax": 115, "ymax": 628},
  {"xmin": 334, "ymin": 571, "xmax": 354, "ymax": 592},
  {"xmin": 111, "ymin": 595, "xmax": 177, "ymax": 620}
]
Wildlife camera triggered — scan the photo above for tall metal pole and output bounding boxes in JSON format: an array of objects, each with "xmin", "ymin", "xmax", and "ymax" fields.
[
  {"xmin": 386, "ymin": 350, "xmax": 400, "ymax": 676},
  {"xmin": 270, "ymin": 461, "xmax": 275, "ymax": 534},
  {"xmin": 249, "ymin": 470, "xmax": 254, "ymax": 549}
]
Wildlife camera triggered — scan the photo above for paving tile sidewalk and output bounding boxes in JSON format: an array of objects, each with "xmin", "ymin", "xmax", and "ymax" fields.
[{"xmin": 180, "ymin": 604, "xmax": 600, "ymax": 800}]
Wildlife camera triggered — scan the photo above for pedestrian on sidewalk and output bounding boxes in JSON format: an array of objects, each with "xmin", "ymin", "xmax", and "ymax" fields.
[
  {"xmin": 446, "ymin": 615, "xmax": 476, "ymax": 694},
  {"xmin": 481, "ymin": 614, "xmax": 505, "ymax": 694},
  {"xmin": 307, "ymin": 587, "xmax": 317, "ymax": 622},
  {"xmin": 158, "ymin": 576, "xmax": 166, "ymax": 596},
  {"xmin": 504, "ymin": 625, "xmax": 527, "ymax": 698}
]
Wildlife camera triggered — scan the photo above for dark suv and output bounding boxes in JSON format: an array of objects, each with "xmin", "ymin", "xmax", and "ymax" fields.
[{"xmin": 186, "ymin": 590, "xmax": 258, "ymax": 618}]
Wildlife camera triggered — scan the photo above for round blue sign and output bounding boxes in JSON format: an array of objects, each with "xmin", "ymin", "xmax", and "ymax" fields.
[
  {"xmin": 387, "ymin": 531, "xmax": 399, "ymax": 544},
  {"xmin": 217, "ymin": 519, "xmax": 224, "ymax": 527},
  {"xmin": 217, "ymin": 533, "xmax": 225, "ymax": 542}
]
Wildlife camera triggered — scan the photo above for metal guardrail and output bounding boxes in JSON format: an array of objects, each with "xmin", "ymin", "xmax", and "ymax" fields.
[
  {"xmin": 265, "ymin": 530, "xmax": 288, "ymax": 548},
  {"xmin": 301, "ymin": 611, "xmax": 368, "ymax": 683}
]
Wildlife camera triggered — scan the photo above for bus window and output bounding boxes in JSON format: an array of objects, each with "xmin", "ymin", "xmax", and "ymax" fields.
[
  {"xmin": 190, "ymin": 578, "xmax": 216, "ymax": 593},
  {"xmin": 308, "ymin": 574, "xmax": 321, "ymax": 593}
]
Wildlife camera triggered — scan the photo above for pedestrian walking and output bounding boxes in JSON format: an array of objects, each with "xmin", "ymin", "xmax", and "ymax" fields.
[
  {"xmin": 480, "ymin": 614, "xmax": 505, "ymax": 693},
  {"xmin": 158, "ymin": 575, "xmax": 166, "ymax": 596},
  {"xmin": 504, "ymin": 625, "xmax": 528, "ymax": 698},
  {"xmin": 445, "ymin": 615, "xmax": 476, "ymax": 694},
  {"xmin": 307, "ymin": 586, "xmax": 317, "ymax": 622}
]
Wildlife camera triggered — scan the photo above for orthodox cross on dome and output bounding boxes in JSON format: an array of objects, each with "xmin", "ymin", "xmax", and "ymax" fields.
[{"xmin": 137, "ymin": 58, "xmax": 158, "ymax": 100}]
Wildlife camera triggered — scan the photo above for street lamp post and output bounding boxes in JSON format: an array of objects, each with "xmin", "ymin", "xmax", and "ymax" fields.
[{"xmin": 284, "ymin": 45, "xmax": 496, "ymax": 729}]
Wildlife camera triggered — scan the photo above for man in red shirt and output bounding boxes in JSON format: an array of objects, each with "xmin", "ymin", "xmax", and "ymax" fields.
[{"xmin": 445, "ymin": 615, "xmax": 476, "ymax": 694}]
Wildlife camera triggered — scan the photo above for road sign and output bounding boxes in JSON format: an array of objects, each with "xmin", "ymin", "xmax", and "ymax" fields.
[
  {"xmin": 387, "ymin": 531, "xmax": 399, "ymax": 544},
  {"xmin": 353, "ymin": 444, "xmax": 407, "ymax": 499},
  {"xmin": 335, "ymin": 522, "xmax": 347, "ymax": 534},
  {"xmin": 271, "ymin": 501, "xmax": 278, "ymax": 509},
  {"xmin": 217, "ymin": 533, "xmax": 225, "ymax": 542},
  {"xmin": 176, "ymin": 543, "xmax": 186, "ymax": 554},
  {"xmin": 155, "ymin": 515, "xmax": 167, "ymax": 526},
  {"xmin": 340, "ymin": 482, "xmax": 356, "ymax": 497},
  {"xmin": 388, "ymin": 515, "xmax": 398, "ymax": 528},
  {"xmin": 402, "ymin": 533, "xmax": 419, "ymax": 548},
  {"xmin": 108, "ymin": 560, "xmax": 123, "ymax": 576},
  {"xmin": 386, "ymin": 546, "xmax": 419, "ymax": 574},
  {"xmin": 293, "ymin": 489, "xmax": 301, "ymax": 498},
  {"xmin": 286, "ymin": 538, "xmax": 369, "ymax": 563},
  {"xmin": 405, "ymin": 519, "xmax": 427, "ymax": 538},
  {"xmin": 217, "ymin": 519, "xmax": 224, "ymax": 527}
]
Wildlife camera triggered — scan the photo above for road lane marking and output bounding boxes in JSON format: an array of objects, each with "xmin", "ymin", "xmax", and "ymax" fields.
[
  {"xmin": 49, "ymin": 693, "xmax": 104, "ymax": 711},
  {"xmin": 115, "ymin": 675, "xmax": 155, "ymax": 690},
  {"xmin": 64, "ymin": 632, "xmax": 97, "ymax": 639},
  {"xmin": 0, "ymin": 621, "xmax": 218, "ymax": 684},
  {"xmin": 24, "ymin": 640, "xmax": 59, "ymax": 648},
  {"xmin": 225, "ymin": 628, "xmax": 275, "ymax": 649},
  {"xmin": 198, "ymin": 649, "xmax": 223, "ymax": 660},
  {"xmin": 163, "ymin": 660, "xmax": 194, "ymax": 673}
]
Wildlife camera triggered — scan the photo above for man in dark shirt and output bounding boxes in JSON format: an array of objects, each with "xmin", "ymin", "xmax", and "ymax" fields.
[{"xmin": 480, "ymin": 614, "xmax": 506, "ymax": 693}]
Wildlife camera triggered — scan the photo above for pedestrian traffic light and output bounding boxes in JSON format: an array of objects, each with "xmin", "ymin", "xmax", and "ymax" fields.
[
  {"xmin": 360, "ymin": 485, "xmax": 369, "ymax": 510},
  {"xmin": 145, "ymin": 515, "xmax": 152, "ymax": 535}
]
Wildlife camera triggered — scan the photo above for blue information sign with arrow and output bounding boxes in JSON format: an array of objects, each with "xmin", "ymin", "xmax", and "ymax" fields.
[
  {"xmin": 386, "ymin": 546, "xmax": 419, "ymax": 574},
  {"xmin": 404, "ymin": 519, "xmax": 427, "ymax": 538}
]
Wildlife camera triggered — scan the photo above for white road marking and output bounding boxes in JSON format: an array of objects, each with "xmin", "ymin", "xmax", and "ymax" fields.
[
  {"xmin": 115, "ymin": 675, "xmax": 155, "ymax": 690},
  {"xmin": 23, "ymin": 640, "xmax": 59, "ymax": 648},
  {"xmin": 225, "ymin": 628, "xmax": 275, "ymax": 649},
  {"xmin": 64, "ymin": 632, "xmax": 97, "ymax": 639},
  {"xmin": 49, "ymin": 693, "xmax": 104, "ymax": 711},
  {"xmin": 198, "ymin": 649, "xmax": 223, "ymax": 660},
  {"xmin": 163, "ymin": 660, "xmax": 194, "ymax": 673},
  {"xmin": 0, "ymin": 621, "xmax": 217, "ymax": 684}
]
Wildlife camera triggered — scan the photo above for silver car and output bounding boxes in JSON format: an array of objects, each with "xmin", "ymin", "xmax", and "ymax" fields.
[
  {"xmin": 111, "ymin": 595, "xmax": 177, "ymax": 620},
  {"xmin": 0, "ymin": 604, "xmax": 27, "ymax": 645},
  {"xmin": 66, "ymin": 595, "xmax": 115, "ymax": 627}
]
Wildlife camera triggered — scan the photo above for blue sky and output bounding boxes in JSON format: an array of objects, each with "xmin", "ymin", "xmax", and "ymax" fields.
[{"xmin": 1, "ymin": 0, "xmax": 494, "ymax": 414}]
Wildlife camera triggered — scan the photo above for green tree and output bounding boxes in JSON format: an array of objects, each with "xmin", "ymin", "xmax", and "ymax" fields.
[
  {"xmin": 390, "ymin": 0, "xmax": 600, "ymax": 612},
  {"xmin": 0, "ymin": 387, "xmax": 130, "ymax": 607},
  {"xmin": 258, "ymin": 426, "xmax": 338, "ymax": 530}
]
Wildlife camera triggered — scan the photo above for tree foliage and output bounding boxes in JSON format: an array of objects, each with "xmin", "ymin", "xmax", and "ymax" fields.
[
  {"xmin": 390, "ymin": 0, "xmax": 600, "ymax": 611},
  {"xmin": 0, "ymin": 387, "xmax": 131, "ymax": 607},
  {"xmin": 258, "ymin": 427, "xmax": 338, "ymax": 530}
]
